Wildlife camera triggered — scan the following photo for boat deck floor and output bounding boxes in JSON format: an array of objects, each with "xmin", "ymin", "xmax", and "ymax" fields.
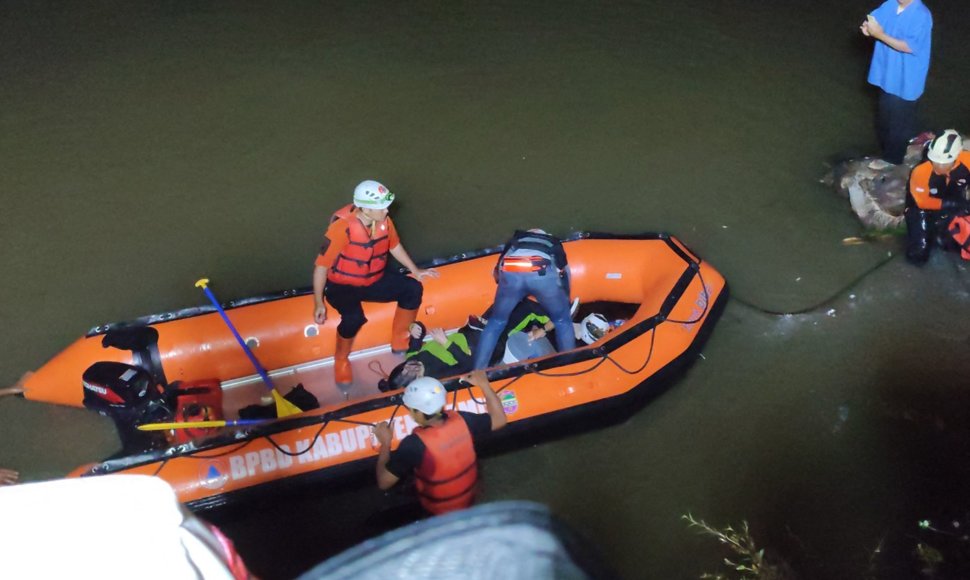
[{"xmin": 219, "ymin": 346, "xmax": 406, "ymax": 419}]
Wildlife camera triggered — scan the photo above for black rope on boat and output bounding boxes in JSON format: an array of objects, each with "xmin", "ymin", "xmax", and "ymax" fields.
[
  {"xmin": 462, "ymin": 373, "xmax": 525, "ymax": 405},
  {"xmin": 604, "ymin": 326, "xmax": 658, "ymax": 375},
  {"xmin": 731, "ymin": 252, "xmax": 898, "ymax": 316},
  {"xmin": 264, "ymin": 421, "xmax": 330, "ymax": 457},
  {"xmin": 187, "ymin": 440, "xmax": 255, "ymax": 459},
  {"xmin": 331, "ymin": 418, "xmax": 377, "ymax": 427},
  {"xmin": 367, "ymin": 359, "xmax": 391, "ymax": 382},
  {"xmin": 664, "ymin": 267, "xmax": 712, "ymax": 325}
]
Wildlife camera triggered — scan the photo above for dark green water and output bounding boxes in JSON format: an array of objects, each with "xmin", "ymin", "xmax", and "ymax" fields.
[{"xmin": 2, "ymin": 1, "xmax": 970, "ymax": 578}]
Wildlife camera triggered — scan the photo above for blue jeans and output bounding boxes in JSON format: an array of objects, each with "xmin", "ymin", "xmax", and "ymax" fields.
[{"xmin": 472, "ymin": 270, "xmax": 576, "ymax": 369}]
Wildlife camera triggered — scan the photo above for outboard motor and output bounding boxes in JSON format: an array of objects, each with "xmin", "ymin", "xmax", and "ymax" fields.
[
  {"xmin": 100, "ymin": 325, "xmax": 168, "ymax": 388},
  {"xmin": 82, "ymin": 362, "xmax": 172, "ymax": 455}
]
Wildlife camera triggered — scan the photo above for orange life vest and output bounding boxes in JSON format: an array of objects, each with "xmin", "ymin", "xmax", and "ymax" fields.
[
  {"xmin": 326, "ymin": 204, "xmax": 391, "ymax": 287},
  {"xmin": 172, "ymin": 379, "xmax": 224, "ymax": 445},
  {"xmin": 948, "ymin": 215, "xmax": 970, "ymax": 260},
  {"xmin": 909, "ymin": 152, "xmax": 970, "ymax": 211},
  {"xmin": 413, "ymin": 411, "xmax": 479, "ymax": 515}
]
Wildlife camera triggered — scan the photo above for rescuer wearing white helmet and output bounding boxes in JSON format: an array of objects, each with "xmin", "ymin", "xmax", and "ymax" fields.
[
  {"xmin": 312, "ymin": 180, "xmax": 439, "ymax": 386},
  {"xmin": 904, "ymin": 130, "xmax": 970, "ymax": 264},
  {"xmin": 373, "ymin": 370, "xmax": 507, "ymax": 516}
]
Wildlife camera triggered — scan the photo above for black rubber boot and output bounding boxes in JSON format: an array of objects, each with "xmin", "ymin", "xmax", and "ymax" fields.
[{"xmin": 905, "ymin": 207, "xmax": 931, "ymax": 265}]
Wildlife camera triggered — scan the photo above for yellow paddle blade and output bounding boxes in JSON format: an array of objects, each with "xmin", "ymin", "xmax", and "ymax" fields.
[
  {"xmin": 273, "ymin": 390, "xmax": 303, "ymax": 417},
  {"xmin": 137, "ymin": 420, "xmax": 227, "ymax": 431}
]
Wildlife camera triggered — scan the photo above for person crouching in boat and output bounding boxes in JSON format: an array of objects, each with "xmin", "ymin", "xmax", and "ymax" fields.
[
  {"xmin": 905, "ymin": 130, "xmax": 970, "ymax": 264},
  {"xmin": 373, "ymin": 370, "xmax": 507, "ymax": 515},
  {"xmin": 312, "ymin": 180, "xmax": 439, "ymax": 386},
  {"xmin": 472, "ymin": 229, "xmax": 576, "ymax": 370}
]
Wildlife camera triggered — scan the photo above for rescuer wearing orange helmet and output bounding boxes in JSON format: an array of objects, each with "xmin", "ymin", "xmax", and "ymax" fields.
[
  {"xmin": 373, "ymin": 370, "xmax": 507, "ymax": 515},
  {"xmin": 312, "ymin": 180, "xmax": 438, "ymax": 386},
  {"xmin": 905, "ymin": 130, "xmax": 970, "ymax": 264}
]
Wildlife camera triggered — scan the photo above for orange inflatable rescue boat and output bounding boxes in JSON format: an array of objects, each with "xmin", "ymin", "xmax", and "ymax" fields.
[{"xmin": 23, "ymin": 233, "xmax": 727, "ymax": 510}]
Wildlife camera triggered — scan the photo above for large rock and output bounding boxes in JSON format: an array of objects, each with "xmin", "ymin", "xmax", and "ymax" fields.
[{"xmin": 821, "ymin": 132, "xmax": 954, "ymax": 231}]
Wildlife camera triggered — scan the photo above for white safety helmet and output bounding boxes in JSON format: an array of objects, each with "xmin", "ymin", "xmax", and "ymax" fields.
[
  {"xmin": 402, "ymin": 376, "xmax": 447, "ymax": 415},
  {"xmin": 353, "ymin": 180, "xmax": 395, "ymax": 209},
  {"xmin": 927, "ymin": 130, "xmax": 964, "ymax": 165},
  {"xmin": 576, "ymin": 313, "xmax": 610, "ymax": 345}
]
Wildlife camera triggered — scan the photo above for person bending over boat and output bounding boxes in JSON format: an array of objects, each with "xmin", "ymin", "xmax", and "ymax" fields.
[
  {"xmin": 472, "ymin": 229, "xmax": 576, "ymax": 370},
  {"xmin": 312, "ymin": 180, "xmax": 439, "ymax": 386},
  {"xmin": 905, "ymin": 130, "xmax": 970, "ymax": 264},
  {"xmin": 373, "ymin": 370, "xmax": 507, "ymax": 515}
]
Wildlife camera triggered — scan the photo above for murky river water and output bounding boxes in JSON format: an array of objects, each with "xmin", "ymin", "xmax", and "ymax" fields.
[{"xmin": 2, "ymin": 1, "xmax": 970, "ymax": 578}]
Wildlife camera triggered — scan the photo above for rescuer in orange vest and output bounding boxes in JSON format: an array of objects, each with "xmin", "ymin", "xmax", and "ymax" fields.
[
  {"xmin": 373, "ymin": 370, "xmax": 507, "ymax": 515},
  {"xmin": 312, "ymin": 180, "xmax": 438, "ymax": 386},
  {"xmin": 905, "ymin": 130, "xmax": 970, "ymax": 264}
]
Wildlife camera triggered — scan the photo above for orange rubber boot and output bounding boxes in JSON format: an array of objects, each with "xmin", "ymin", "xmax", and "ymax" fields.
[
  {"xmin": 334, "ymin": 335, "xmax": 355, "ymax": 386},
  {"xmin": 390, "ymin": 307, "xmax": 418, "ymax": 353}
]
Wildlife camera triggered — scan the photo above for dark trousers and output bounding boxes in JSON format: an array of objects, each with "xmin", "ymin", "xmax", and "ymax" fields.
[
  {"xmin": 877, "ymin": 89, "xmax": 918, "ymax": 165},
  {"xmin": 325, "ymin": 272, "xmax": 423, "ymax": 338}
]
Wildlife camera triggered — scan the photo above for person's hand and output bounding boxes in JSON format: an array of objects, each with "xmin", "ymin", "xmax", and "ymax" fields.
[
  {"xmin": 461, "ymin": 369, "xmax": 490, "ymax": 388},
  {"xmin": 313, "ymin": 303, "xmax": 327, "ymax": 324},
  {"xmin": 373, "ymin": 422, "xmax": 393, "ymax": 447},
  {"xmin": 860, "ymin": 19, "xmax": 870, "ymax": 36},
  {"xmin": 527, "ymin": 327, "xmax": 547, "ymax": 342},
  {"xmin": 865, "ymin": 14, "xmax": 883, "ymax": 38},
  {"xmin": 429, "ymin": 327, "xmax": 448, "ymax": 346},
  {"xmin": 411, "ymin": 268, "xmax": 440, "ymax": 281},
  {"xmin": 0, "ymin": 468, "xmax": 19, "ymax": 486}
]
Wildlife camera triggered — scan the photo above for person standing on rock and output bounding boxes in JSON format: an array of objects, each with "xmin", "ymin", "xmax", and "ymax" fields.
[{"xmin": 860, "ymin": 0, "xmax": 932, "ymax": 165}]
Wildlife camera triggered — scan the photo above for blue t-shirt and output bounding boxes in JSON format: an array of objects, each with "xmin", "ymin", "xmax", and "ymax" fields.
[{"xmin": 866, "ymin": 0, "xmax": 932, "ymax": 101}]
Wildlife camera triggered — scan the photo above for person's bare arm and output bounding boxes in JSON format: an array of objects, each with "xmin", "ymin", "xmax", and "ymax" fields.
[
  {"xmin": 373, "ymin": 422, "xmax": 400, "ymax": 490},
  {"xmin": 862, "ymin": 15, "xmax": 913, "ymax": 53},
  {"xmin": 312, "ymin": 265, "xmax": 328, "ymax": 324},
  {"xmin": 389, "ymin": 244, "xmax": 439, "ymax": 280},
  {"xmin": 462, "ymin": 370, "xmax": 507, "ymax": 430}
]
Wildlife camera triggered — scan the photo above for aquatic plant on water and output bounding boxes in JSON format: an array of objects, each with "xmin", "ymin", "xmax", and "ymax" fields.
[{"xmin": 682, "ymin": 513, "xmax": 795, "ymax": 580}]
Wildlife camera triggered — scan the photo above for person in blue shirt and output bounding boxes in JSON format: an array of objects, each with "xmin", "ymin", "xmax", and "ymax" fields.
[{"xmin": 860, "ymin": 0, "xmax": 933, "ymax": 165}]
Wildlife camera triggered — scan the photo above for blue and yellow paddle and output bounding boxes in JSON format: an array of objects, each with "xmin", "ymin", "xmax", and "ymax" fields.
[{"xmin": 195, "ymin": 278, "xmax": 302, "ymax": 417}]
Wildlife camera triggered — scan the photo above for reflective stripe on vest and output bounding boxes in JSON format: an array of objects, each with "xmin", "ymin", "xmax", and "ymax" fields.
[
  {"xmin": 948, "ymin": 215, "xmax": 970, "ymax": 260},
  {"xmin": 500, "ymin": 256, "xmax": 547, "ymax": 272},
  {"xmin": 406, "ymin": 333, "xmax": 471, "ymax": 367},
  {"xmin": 327, "ymin": 204, "xmax": 391, "ymax": 286},
  {"xmin": 506, "ymin": 232, "xmax": 556, "ymax": 261},
  {"xmin": 911, "ymin": 154, "xmax": 970, "ymax": 210},
  {"xmin": 413, "ymin": 411, "xmax": 478, "ymax": 515}
]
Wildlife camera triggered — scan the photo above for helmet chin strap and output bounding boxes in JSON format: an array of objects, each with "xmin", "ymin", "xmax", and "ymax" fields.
[{"xmin": 356, "ymin": 210, "xmax": 378, "ymax": 236}]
